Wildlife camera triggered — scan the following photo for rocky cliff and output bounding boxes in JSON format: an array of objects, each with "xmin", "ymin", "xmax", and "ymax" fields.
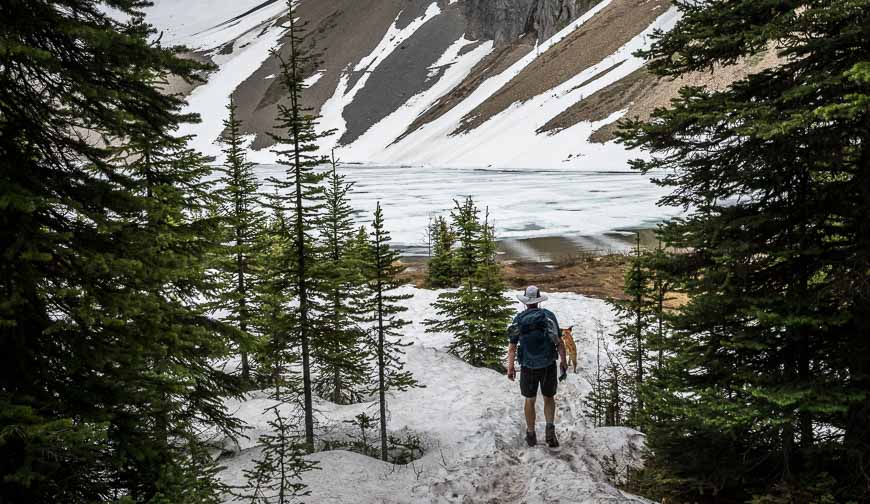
[{"xmin": 464, "ymin": 0, "xmax": 601, "ymax": 45}]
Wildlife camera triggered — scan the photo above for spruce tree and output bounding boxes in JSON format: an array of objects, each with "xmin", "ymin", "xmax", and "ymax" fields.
[
  {"xmin": 607, "ymin": 235, "xmax": 655, "ymax": 429},
  {"xmin": 242, "ymin": 405, "xmax": 316, "ymax": 504},
  {"xmin": 464, "ymin": 212, "xmax": 514, "ymax": 371},
  {"xmin": 265, "ymin": 1, "xmax": 334, "ymax": 451},
  {"xmin": 451, "ymin": 197, "xmax": 482, "ymax": 281},
  {"xmin": 250, "ymin": 208, "xmax": 293, "ymax": 387},
  {"xmin": 313, "ymin": 154, "xmax": 372, "ymax": 404},
  {"xmin": 426, "ymin": 210, "xmax": 513, "ymax": 371},
  {"xmin": 0, "ymin": 1, "xmax": 243, "ymax": 501},
  {"xmin": 619, "ymin": 0, "xmax": 870, "ymax": 500},
  {"xmin": 642, "ymin": 242, "xmax": 674, "ymax": 372},
  {"xmin": 212, "ymin": 98, "xmax": 266, "ymax": 384},
  {"xmin": 243, "ymin": 209, "xmax": 318, "ymax": 504},
  {"xmin": 426, "ymin": 216, "xmax": 456, "ymax": 288},
  {"xmin": 360, "ymin": 203, "xmax": 418, "ymax": 461},
  {"xmin": 112, "ymin": 80, "xmax": 255, "ymax": 502}
]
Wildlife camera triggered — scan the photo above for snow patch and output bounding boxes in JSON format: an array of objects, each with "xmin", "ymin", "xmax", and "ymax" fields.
[
  {"xmin": 145, "ymin": 0, "xmax": 288, "ymax": 50},
  {"xmin": 178, "ymin": 18, "xmax": 286, "ymax": 160},
  {"xmin": 216, "ymin": 287, "xmax": 648, "ymax": 503},
  {"xmin": 303, "ymin": 70, "xmax": 325, "ymax": 87}
]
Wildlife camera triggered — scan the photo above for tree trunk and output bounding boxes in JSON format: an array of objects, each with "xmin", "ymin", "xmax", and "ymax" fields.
[
  {"xmin": 238, "ymin": 236, "xmax": 250, "ymax": 383},
  {"xmin": 782, "ymin": 421, "xmax": 794, "ymax": 481},
  {"xmin": 376, "ymin": 235, "xmax": 389, "ymax": 462},
  {"xmin": 288, "ymin": 18, "xmax": 315, "ymax": 451},
  {"xmin": 798, "ymin": 333, "xmax": 812, "ymax": 449}
]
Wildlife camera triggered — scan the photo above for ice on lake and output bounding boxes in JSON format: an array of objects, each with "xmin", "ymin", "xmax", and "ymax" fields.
[{"xmin": 255, "ymin": 164, "xmax": 681, "ymax": 251}]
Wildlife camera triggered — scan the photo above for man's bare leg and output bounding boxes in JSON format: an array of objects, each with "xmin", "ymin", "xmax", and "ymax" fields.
[
  {"xmin": 543, "ymin": 396, "xmax": 556, "ymax": 424},
  {"xmin": 525, "ymin": 398, "xmax": 537, "ymax": 431}
]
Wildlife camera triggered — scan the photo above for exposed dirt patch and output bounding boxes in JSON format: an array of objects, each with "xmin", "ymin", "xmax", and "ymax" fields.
[
  {"xmin": 587, "ymin": 48, "xmax": 783, "ymax": 142},
  {"xmin": 398, "ymin": 254, "xmax": 631, "ymax": 301},
  {"xmin": 540, "ymin": 66, "xmax": 656, "ymax": 135},
  {"xmin": 455, "ymin": 0, "xmax": 670, "ymax": 135},
  {"xmin": 503, "ymin": 255, "xmax": 632, "ymax": 300},
  {"xmin": 540, "ymin": 47, "xmax": 784, "ymax": 143},
  {"xmin": 400, "ymin": 252, "xmax": 688, "ymax": 308}
]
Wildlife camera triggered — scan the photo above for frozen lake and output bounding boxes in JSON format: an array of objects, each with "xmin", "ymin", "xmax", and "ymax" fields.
[{"xmin": 255, "ymin": 164, "xmax": 681, "ymax": 253}]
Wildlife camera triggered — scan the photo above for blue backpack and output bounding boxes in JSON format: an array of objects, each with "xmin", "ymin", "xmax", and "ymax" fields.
[{"xmin": 510, "ymin": 309, "xmax": 560, "ymax": 367}]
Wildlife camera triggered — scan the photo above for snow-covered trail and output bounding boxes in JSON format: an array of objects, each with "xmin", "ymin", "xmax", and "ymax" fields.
[{"xmin": 218, "ymin": 287, "xmax": 649, "ymax": 503}]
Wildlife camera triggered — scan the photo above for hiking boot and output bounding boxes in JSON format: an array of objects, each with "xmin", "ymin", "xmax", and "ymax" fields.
[
  {"xmin": 545, "ymin": 424, "xmax": 559, "ymax": 448},
  {"xmin": 525, "ymin": 431, "xmax": 537, "ymax": 447}
]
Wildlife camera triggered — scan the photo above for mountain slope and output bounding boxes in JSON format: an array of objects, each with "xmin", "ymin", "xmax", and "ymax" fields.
[
  {"xmin": 141, "ymin": 1, "xmax": 630, "ymax": 168},
  {"xmin": 147, "ymin": 0, "xmax": 775, "ymax": 170}
]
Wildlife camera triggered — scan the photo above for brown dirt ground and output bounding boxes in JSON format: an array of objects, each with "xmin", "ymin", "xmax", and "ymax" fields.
[
  {"xmin": 399, "ymin": 254, "xmax": 688, "ymax": 309},
  {"xmin": 540, "ymin": 66, "xmax": 655, "ymax": 136},
  {"xmin": 501, "ymin": 255, "xmax": 633, "ymax": 300},
  {"xmin": 539, "ymin": 48, "xmax": 784, "ymax": 142},
  {"xmin": 455, "ymin": 0, "xmax": 670, "ymax": 135}
]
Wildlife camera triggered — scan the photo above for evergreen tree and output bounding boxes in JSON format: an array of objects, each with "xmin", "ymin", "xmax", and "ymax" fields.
[
  {"xmin": 619, "ymin": 0, "xmax": 870, "ymax": 500},
  {"xmin": 426, "ymin": 210, "xmax": 513, "ymax": 371},
  {"xmin": 313, "ymin": 154, "xmax": 372, "ymax": 404},
  {"xmin": 642, "ymin": 242, "xmax": 674, "ymax": 372},
  {"xmin": 607, "ymin": 235, "xmax": 655, "ymax": 429},
  {"xmin": 451, "ymin": 197, "xmax": 482, "ymax": 281},
  {"xmin": 242, "ymin": 405, "xmax": 316, "ymax": 504},
  {"xmin": 212, "ymin": 98, "xmax": 266, "ymax": 384},
  {"xmin": 426, "ymin": 216, "xmax": 456, "ymax": 288},
  {"xmin": 0, "ymin": 1, "xmax": 243, "ymax": 501},
  {"xmin": 584, "ymin": 323, "xmax": 634, "ymax": 428},
  {"xmin": 250, "ymin": 209, "xmax": 294, "ymax": 387},
  {"xmin": 464, "ymin": 212, "xmax": 514, "ymax": 371},
  {"xmin": 360, "ymin": 203, "xmax": 418, "ymax": 461},
  {"xmin": 264, "ymin": 1, "xmax": 334, "ymax": 451},
  {"xmin": 242, "ymin": 209, "xmax": 318, "ymax": 504},
  {"xmin": 110, "ymin": 100, "xmax": 246, "ymax": 501}
]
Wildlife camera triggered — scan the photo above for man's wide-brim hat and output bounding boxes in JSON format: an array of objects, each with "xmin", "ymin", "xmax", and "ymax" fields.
[{"xmin": 518, "ymin": 285, "xmax": 548, "ymax": 305}]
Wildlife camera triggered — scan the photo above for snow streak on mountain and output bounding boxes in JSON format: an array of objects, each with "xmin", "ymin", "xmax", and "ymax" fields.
[{"xmin": 145, "ymin": 0, "xmax": 703, "ymax": 170}]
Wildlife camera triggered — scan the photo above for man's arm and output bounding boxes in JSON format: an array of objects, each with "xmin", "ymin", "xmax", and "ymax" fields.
[{"xmin": 507, "ymin": 343, "xmax": 517, "ymax": 381}]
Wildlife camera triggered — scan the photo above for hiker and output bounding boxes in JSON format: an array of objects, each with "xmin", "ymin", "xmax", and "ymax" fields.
[{"xmin": 507, "ymin": 286, "xmax": 568, "ymax": 448}]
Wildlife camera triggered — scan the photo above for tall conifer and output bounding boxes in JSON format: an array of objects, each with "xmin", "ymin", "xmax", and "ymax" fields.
[
  {"xmin": 619, "ymin": 0, "xmax": 870, "ymax": 500},
  {"xmin": 313, "ymin": 154, "xmax": 372, "ymax": 404},
  {"xmin": 425, "ymin": 200, "xmax": 511, "ymax": 371},
  {"xmin": 264, "ymin": 1, "xmax": 333, "ymax": 451},
  {"xmin": 427, "ymin": 216, "xmax": 456, "ymax": 288},
  {"xmin": 451, "ymin": 197, "xmax": 482, "ymax": 281},
  {"xmin": 243, "ymin": 209, "xmax": 317, "ymax": 504},
  {"xmin": 0, "ymin": 1, "xmax": 243, "ymax": 501},
  {"xmin": 607, "ymin": 235, "xmax": 655, "ymax": 429},
  {"xmin": 212, "ymin": 98, "xmax": 266, "ymax": 384},
  {"xmin": 464, "ymin": 212, "xmax": 514, "ymax": 371},
  {"xmin": 360, "ymin": 203, "xmax": 418, "ymax": 461}
]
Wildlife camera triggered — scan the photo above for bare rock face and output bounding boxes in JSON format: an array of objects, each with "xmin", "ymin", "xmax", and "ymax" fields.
[
  {"xmin": 530, "ymin": 0, "xmax": 601, "ymax": 41},
  {"xmin": 463, "ymin": 0, "xmax": 599, "ymax": 45}
]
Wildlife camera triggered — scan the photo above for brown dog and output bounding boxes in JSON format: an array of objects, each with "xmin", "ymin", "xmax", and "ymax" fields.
[{"xmin": 561, "ymin": 327, "xmax": 577, "ymax": 373}]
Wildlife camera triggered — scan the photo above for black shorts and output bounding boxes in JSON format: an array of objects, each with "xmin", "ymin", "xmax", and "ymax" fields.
[{"xmin": 520, "ymin": 362, "xmax": 558, "ymax": 398}]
